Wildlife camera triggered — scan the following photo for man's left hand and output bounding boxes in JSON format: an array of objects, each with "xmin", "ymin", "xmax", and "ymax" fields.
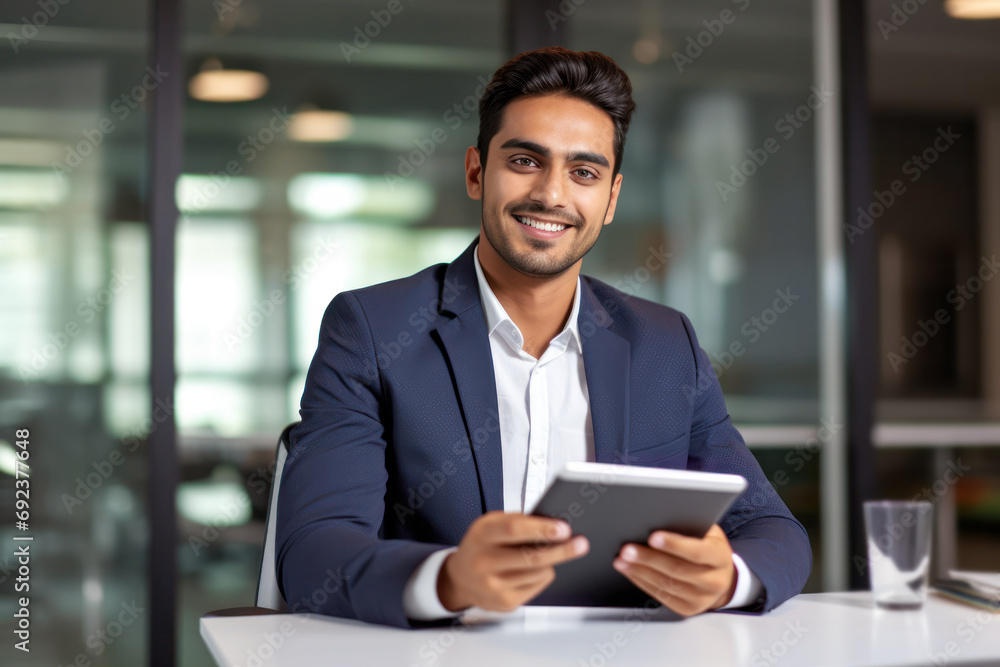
[{"xmin": 612, "ymin": 524, "xmax": 737, "ymax": 616}]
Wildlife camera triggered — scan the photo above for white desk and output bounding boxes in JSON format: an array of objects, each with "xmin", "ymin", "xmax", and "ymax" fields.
[{"xmin": 201, "ymin": 592, "xmax": 1000, "ymax": 667}]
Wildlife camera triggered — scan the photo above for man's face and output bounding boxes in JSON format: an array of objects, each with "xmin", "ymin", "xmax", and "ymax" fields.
[{"xmin": 465, "ymin": 94, "xmax": 623, "ymax": 278}]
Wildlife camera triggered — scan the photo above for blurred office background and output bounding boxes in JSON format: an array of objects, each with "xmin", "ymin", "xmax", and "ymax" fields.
[{"xmin": 0, "ymin": 0, "xmax": 998, "ymax": 665}]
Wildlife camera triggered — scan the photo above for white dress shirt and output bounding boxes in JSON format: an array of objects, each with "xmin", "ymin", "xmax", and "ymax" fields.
[{"xmin": 402, "ymin": 243, "xmax": 762, "ymax": 620}]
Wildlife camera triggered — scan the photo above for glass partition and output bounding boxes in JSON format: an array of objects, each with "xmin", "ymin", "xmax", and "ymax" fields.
[
  {"xmin": 569, "ymin": 0, "xmax": 824, "ymax": 590},
  {"xmin": 176, "ymin": 1, "xmax": 504, "ymax": 663},
  {"xmin": 0, "ymin": 2, "xmax": 151, "ymax": 664}
]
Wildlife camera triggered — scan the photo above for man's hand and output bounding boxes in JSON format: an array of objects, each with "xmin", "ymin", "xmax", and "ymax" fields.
[
  {"xmin": 612, "ymin": 524, "xmax": 737, "ymax": 616},
  {"xmin": 437, "ymin": 511, "xmax": 590, "ymax": 612}
]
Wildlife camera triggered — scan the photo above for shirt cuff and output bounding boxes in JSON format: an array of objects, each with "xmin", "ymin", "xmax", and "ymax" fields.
[
  {"xmin": 402, "ymin": 546, "xmax": 462, "ymax": 621},
  {"xmin": 717, "ymin": 552, "xmax": 764, "ymax": 610}
]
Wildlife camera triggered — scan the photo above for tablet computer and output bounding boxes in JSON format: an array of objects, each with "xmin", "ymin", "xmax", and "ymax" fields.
[{"xmin": 525, "ymin": 462, "xmax": 747, "ymax": 607}]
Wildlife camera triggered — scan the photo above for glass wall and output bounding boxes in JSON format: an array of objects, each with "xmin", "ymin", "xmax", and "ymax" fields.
[
  {"xmin": 172, "ymin": 2, "xmax": 829, "ymax": 662},
  {"xmin": 2, "ymin": 1, "xmax": 842, "ymax": 665},
  {"xmin": 867, "ymin": 0, "xmax": 1000, "ymax": 577},
  {"xmin": 569, "ymin": 0, "xmax": 820, "ymax": 418},
  {"xmin": 0, "ymin": 1, "xmax": 151, "ymax": 665},
  {"xmin": 175, "ymin": 1, "xmax": 504, "ymax": 664},
  {"xmin": 570, "ymin": 0, "xmax": 825, "ymax": 588}
]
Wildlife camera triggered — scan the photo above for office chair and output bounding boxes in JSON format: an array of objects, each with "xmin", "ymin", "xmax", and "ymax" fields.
[{"xmin": 255, "ymin": 422, "xmax": 297, "ymax": 611}]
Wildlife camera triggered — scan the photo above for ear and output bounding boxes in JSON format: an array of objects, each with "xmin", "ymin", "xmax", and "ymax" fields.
[
  {"xmin": 603, "ymin": 173, "xmax": 623, "ymax": 226},
  {"xmin": 465, "ymin": 146, "xmax": 483, "ymax": 200}
]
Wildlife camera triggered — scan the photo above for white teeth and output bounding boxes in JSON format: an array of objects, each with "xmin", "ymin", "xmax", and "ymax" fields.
[{"xmin": 517, "ymin": 216, "xmax": 566, "ymax": 233}]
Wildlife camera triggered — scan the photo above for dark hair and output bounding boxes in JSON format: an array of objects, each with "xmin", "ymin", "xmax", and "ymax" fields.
[{"xmin": 477, "ymin": 47, "xmax": 636, "ymax": 177}]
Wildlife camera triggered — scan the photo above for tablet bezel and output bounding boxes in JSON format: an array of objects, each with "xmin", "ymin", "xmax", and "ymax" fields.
[{"xmin": 527, "ymin": 461, "xmax": 748, "ymax": 514}]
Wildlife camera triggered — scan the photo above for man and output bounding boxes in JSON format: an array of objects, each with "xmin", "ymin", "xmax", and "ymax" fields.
[{"xmin": 276, "ymin": 47, "xmax": 811, "ymax": 629}]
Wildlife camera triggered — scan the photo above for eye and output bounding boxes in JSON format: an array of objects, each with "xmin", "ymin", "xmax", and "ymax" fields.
[
  {"xmin": 573, "ymin": 168, "xmax": 596, "ymax": 179},
  {"xmin": 511, "ymin": 156, "xmax": 537, "ymax": 167}
]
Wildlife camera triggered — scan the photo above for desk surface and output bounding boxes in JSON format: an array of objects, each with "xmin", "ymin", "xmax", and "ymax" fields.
[{"xmin": 201, "ymin": 592, "xmax": 1000, "ymax": 667}]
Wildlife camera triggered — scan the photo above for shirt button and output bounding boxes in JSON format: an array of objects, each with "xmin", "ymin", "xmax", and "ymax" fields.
[{"xmin": 531, "ymin": 452, "xmax": 545, "ymax": 465}]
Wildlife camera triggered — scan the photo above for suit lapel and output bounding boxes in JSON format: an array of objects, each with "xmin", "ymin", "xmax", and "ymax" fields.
[
  {"xmin": 431, "ymin": 240, "xmax": 633, "ymax": 513},
  {"xmin": 578, "ymin": 280, "xmax": 631, "ymax": 464},
  {"xmin": 432, "ymin": 240, "xmax": 505, "ymax": 514}
]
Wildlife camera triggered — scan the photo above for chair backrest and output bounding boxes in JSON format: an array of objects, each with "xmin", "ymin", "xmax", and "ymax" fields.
[{"xmin": 256, "ymin": 422, "xmax": 297, "ymax": 611}]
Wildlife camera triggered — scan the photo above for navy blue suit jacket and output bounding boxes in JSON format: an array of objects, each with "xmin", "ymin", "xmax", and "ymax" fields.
[{"xmin": 276, "ymin": 238, "xmax": 812, "ymax": 628}]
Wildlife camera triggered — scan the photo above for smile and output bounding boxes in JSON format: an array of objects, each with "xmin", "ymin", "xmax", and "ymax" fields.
[{"xmin": 513, "ymin": 214, "xmax": 568, "ymax": 233}]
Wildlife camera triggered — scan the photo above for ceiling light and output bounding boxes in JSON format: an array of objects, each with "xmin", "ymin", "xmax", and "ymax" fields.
[
  {"xmin": 945, "ymin": 0, "xmax": 1000, "ymax": 19},
  {"xmin": 188, "ymin": 57, "xmax": 269, "ymax": 102},
  {"xmin": 633, "ymin": 38, "xmax": 660, "ymax": 65},
  {"xmin": 289, "ymin": 106, "xmax": 353, "ymax": 143}
]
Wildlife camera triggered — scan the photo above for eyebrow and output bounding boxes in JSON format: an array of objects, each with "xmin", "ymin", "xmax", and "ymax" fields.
[{"xmin": 499, "ymin": 138, "xmax": 610, "ymax": 169}]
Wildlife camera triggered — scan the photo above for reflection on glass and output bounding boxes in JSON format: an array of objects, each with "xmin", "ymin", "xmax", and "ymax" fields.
[
  {"xmin": 0, "ymin": 3, "xmax": 151, "ymax": 664},
  {"xmin": 177, "ymin": 1, "xmax": 504, "ymax": 663},
  {"xmin": 571, "ymin": 0, "xmax": 820, "ymax": 424}
]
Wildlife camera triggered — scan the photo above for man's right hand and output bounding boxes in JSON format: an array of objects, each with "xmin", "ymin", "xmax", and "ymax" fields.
[{"xmin": 436, "ymin": 510, "xmax": 590, "ymax": 613}]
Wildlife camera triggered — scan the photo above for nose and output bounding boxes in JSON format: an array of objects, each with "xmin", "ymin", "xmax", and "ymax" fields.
[{"xmin": 529, "ymin": 167, "xmax": 568, "ymax": 210}]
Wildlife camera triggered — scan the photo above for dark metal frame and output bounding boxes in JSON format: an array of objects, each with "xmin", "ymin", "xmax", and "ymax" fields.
[
  {"xmin": 147, "ymin": 0, "xmax": 183, "ymax": 664},
  {"xmin": 839, "ymin": 0, "xmax": 877, "ymax": 590}
]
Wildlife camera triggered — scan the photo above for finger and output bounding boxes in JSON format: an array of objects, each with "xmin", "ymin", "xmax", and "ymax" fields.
[
  {"xmin": 618, "ymin": 543, "xmax": 712, "ymax": 588},
  {"xmin": 497, "ymin": 567, "xmax": 555, "ymax": 589},
  {"xmin": 613, "ymin": 561, "xmax": 695, "ymax": 615},
  {"xmin": 615, "ymin": 559, "xmax": 690, "ymax": 598},
  {"xmin": 647, "ymin": 525, "xmax": 730, "ymax": 567},
  {"xmin": 481, "ymin": 513, "xmax": 574, "ymax": 547},
  {"xmin": 496, "ymin": 535, "xmax": 589, "ymax": 572}
]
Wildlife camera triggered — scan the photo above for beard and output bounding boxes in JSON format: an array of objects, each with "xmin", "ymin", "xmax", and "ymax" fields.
[{"xmin": 481, "ymin": 195, "xmax": 607, "ymax": 278}]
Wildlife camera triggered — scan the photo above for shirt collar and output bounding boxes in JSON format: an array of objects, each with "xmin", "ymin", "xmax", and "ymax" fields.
[{"xmin": 472, "ymin": 242, "xmax": 582, "ymax": 354}]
